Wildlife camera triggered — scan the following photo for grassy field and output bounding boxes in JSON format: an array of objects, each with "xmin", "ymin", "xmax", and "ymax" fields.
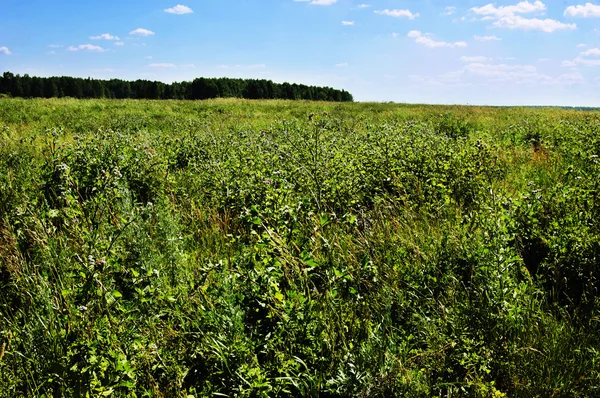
[{"xmin": 1, "ymin": 98, "xmax": 600, "ymax": 397}]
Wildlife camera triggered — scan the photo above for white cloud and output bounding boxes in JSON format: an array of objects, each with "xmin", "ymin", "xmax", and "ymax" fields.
[
  {"xmin": 578, "ymin": 58, "xmax": 600, "ymax": 66},
  {"xmin": 470, "ymin": 1, "xmax": 575, "ymax": 32},
  {"xmin": 180, "ymin": 64, "xmax": 196, "ymax": 68},
  {"xmin": 295, "ymin": 0, "xmax": 338, "ymax": 5},
  {"xmin": 580, "ymin": 48, "xmax": 600, "ymax": 56},
  {"xmin": 466, "ymin": 63, "xmax": 537, "ymax": 75},
  {"xmin": 0, "ymin": 46, "xmax": 12, "ymax": 55},
  {"xmin": 443, "ymin": 6, "xmax": 457, "ymax": 16},
  {"xmin": 47, "ymin": 51, "xmax": 56, "ymax": 55},
  {"xmin": 564, "ymin": 3, "xmax": 600, "ymax": 18},
  {"xmin": 464, "ymin": 62, "xmax": 551, "ymax": 83},
  {"xmin": 557, "ymin": 72, "xmax": 584, "ymax": 83},
  {"xmin": 461, "ymin": 56, "xmax": 490, "ymax": 62},
  {"xmin": 577, "ymin": 43, "xmax": 587, "ymax": 47},
  {"xmin": 130, "ymin": 28, "xmax": 155, "ymax": 36},
  {"xmin": 412, "ymin": 60, "xmax": 584, "ymax": 88},
  {"xmin": 67, "ymin": 44, "xmax": 106, "ymax": 52},
  {"xmin": 563, "ymin": 55, "xmax": 600, "ymax": 67},
  {"xmin": 392, "ymin": 32, "xmax": 399, "ymax": 38},
  {"xmin": 357, "ymin": 4, "xmax": 370, "ymax": 8},
  {"xmin": 494, "ymin": 15, "xmax": 576, "ymax": 31},
  {"xmin": 217, "ymin": 64, "xmax": 267, "ymax": 69},
  {"xmin": 336, "ymin": 62, "xmax": 349, "ymax": 67},
  {"xmin": 47, "ymin": 44, "xmax": 63, "ymax": 48},
  {"xmin": 341, "ymin": 20, "xmax": 355, "ymax": 25},
  {"xmin": 90, "ymin": 33, "xmax": 120, "ymax": 40},
  {"xmin": 114, "ymin": 42, "xmax": 125, "ymax": 46},
  {"xmin": 144, "ymin": 56, "xmax": 153, "ymax": 59},
  {"xmin": 408, "ymin": 30, "xmax": 467, "ymax": 48},
  {"xmin": 470, "ymin": 1, "xmax": 546, "ymax": 18},
  {"xmin": 149, "ymin": 63, "xmax": 177, "ymax": 68},
  {"xmin": 474, "ymin": 35, "xmax": 502, "ymax": 41},
  {"xmin": 164, "ymin": 4, "xmax": 194, "ymax": 14},
  {"xmin": 375, "ymin": 9, "xmax": 419, "ymax": 19}
]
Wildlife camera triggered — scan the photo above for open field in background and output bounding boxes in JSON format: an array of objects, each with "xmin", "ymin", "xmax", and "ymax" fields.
[{"xmin": 1, "ymin": 98, "xmax": 600, "ymax": 396}]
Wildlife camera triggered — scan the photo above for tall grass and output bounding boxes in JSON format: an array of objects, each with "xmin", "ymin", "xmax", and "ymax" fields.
[{"xmin": 1, "ymin": 98, "xmax": 600, "ymax": 396}]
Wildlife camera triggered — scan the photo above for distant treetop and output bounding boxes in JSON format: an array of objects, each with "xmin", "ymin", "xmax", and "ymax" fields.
[{"xmin": 0, "ymin": 72, "xmax": 354, "ymax": 102}]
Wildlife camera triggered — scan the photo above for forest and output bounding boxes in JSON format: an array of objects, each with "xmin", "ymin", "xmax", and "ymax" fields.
[{"xmin": 0, "ymin": 71, "xmax": 354, "ymax": 102}]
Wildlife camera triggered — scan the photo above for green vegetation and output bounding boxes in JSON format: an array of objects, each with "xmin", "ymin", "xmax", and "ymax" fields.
[
  {"xmin": 1, "ymin": 98, "xmax": 600, "ymax": 397},
  {"xmin": 0, "ymin": 72, "xmax": 354, "ymax": 102}
]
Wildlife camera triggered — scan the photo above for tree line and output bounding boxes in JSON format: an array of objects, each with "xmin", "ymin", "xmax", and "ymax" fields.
[{"xmin": 0, "ymin": 72, "xmax": 353, "ymax": 102}]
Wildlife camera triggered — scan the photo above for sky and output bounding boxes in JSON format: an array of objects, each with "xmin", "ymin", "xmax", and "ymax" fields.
[{"xmin": 0, "ymin": 0, "xmax": 599, "ymax": 106}]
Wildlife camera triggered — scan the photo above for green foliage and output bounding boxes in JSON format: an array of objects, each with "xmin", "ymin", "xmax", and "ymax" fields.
[
  {"xmin": 1, "ymin": 98, "xmax": 600, "ymax": 396},
  {"xmin": 0, "ymin": 71, "xmax": 354, "ymax": 102}
]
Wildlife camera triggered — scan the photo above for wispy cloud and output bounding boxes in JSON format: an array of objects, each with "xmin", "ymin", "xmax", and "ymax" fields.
[
  {"xmin": 90, "ymin": 33, "xmax": 120, "ymax": 40},
  {"xmin": 412, "ymin": 61, "xmax": 583, "ymax": 88},
  {"xmin": 564, "ymin": 3, "xmax": 600, "ymax": 18},
  {"xmin": 341, "ymin": 20, "xmax": 355, "ymax": 25},
  {"xmin": 562, "ymin": 48, "xmax": 600, "ymax": 67},
  {"xmin": 410, "ymin": 66, "xmax": 542, "ymax": 87},
  {"xmin": 336, "ymin": 62, "xmax": 349, "ymax": 67},
  {"xmin": 67, "ymin": 44, "xmax": 106, "ymax": 52},
  {"xmin": 557, "ymin": 72, "xmax": 584, "ymax": 83},
  {"xmin": 357, "ymin": 4, "xmax": 370, "ymax": 8},
  {"xmin": 375, "ymin": 9, "xmax": 419, "ymax": 19},
  {"xmin": 408, "ymin": 30, "xmax": 467, "ymax": 48},
  {"xmin": 474, "ymin": 35, "xmax": 502, "ymax": 41},
  {"xmin": 149, "ymin": 63, "xmax": 177, "ymax": 68},
  {"xmin": 164, "ymin": 4, "xmax": 194, "ymax": 14},
  {"xmin": 443, "ymin": 6, "xmax": 457, "ymax": 16},
  {"xmin": 47, "ymin": 44, "xmax": 63, "ymax": 48},
  {"xmin": 144, "ymin": 56, "xmax": 153, "ymax": 59},
  {"xmin": 294, "ymin": 0, "xmax": 338, "ymax": 5},
  {"xmin": 114, "ymin": 42, "xmax": 124, "ymax": 46},
  {"xmin": 0, "ymin": 46, "xmax": 12, "ymax": 55},
  {"xmin": 217, "ymin": 64, "xmax": 267, "ymax": 69},
  {"xmin": 564, "ymin": 57, "xmax": 600, "ymax": 66},
  {"xmin": 464, "ymin": 62, "xmax": 545, "ymax": 82},
  {"xmin": 461, "ymin": 56, "xmax": 490, "ymax": 62},
  {"xmin": 130, "ymin": 28, "xmax": 155, "ymax": 36}
]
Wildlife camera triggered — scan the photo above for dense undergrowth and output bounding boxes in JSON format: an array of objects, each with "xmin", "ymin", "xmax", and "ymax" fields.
[{"xmin": 1, "ymin": 98, "xmax": 600, "ymax": 397}]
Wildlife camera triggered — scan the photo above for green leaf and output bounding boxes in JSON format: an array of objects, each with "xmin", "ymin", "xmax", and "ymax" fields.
[{"xmin": 274, "ymin": 292, "xmax": 284, "ymax": 302}]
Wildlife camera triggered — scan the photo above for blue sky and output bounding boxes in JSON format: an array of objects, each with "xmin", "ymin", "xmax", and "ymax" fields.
[{"xmin": 0, "ymin": 0, "xmax": 599, "ymax": 105}]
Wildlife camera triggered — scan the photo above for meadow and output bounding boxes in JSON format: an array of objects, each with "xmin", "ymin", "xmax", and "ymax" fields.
[{"xmin": 1, "ymin": 98, "xmax": 600, "ymax": 397}]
